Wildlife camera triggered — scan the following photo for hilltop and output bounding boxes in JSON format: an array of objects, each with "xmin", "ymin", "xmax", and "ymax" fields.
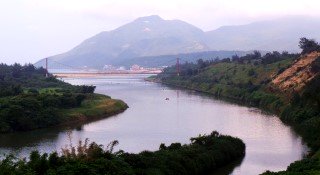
[
  {"xmin": 35, "ymin": 16, "xmax": 320, "ymax": 69},
  {"xmin": 36, "ymin": 15, "xmax": 209, "ymax": 69}
]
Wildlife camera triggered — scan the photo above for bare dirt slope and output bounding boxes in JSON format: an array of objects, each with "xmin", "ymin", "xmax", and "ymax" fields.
[{"xmin": 272, "ymin": 52, "xmax": 320, "ymax": 92}]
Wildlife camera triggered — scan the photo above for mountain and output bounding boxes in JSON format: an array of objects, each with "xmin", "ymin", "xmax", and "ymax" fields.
[
  {"xmin": 36, "ymin": 15, "xmax": 209, "ymax": 69},
  {"xmin": 205, "ymin": 16, "xmax": 320, "ymax": 52},
  {"xmin": 36, "ymin": 15, "xmax": 320, "ymax": 69}
]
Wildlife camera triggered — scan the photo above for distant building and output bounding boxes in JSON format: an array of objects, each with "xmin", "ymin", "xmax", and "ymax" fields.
[
  {"xmin": 103, "ymin": 65, "xmax": 116, "ymax": 71},
  {"xmin": 117, "ymin": 66, "xmax": 126, "ymax": 71},
  {"xmin": 130, "ymin": 64, "xmax": 143, "ymax": 71}
]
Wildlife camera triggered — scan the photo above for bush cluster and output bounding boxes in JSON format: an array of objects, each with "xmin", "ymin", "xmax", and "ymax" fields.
[{"xmin": 0, "ymin": 131, "xmax": 245, "ymax": 175}]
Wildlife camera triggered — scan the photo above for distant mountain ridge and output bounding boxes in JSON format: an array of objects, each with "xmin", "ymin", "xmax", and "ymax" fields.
[
  {"xmin": 35, "ymin": 15, "xmax": 320, "ymax": 69},
  {"xmin": 205, "ymin": 16, "xmax": 320, "ymax": 52}
]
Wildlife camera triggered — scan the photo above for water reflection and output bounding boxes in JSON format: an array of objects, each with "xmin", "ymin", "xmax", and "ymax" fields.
[{"xmin": 0, "ymin": 75, "xmax": 308, "ymax": 175}]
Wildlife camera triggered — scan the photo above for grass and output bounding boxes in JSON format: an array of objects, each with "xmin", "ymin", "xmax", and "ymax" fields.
[
  {"xmin": 62, "ymin": 94, "xmax": 128, "ymax": 123},
  {"xmin": 161, "ymin": 58, "xmax": 294, "ymax": 103},
  {"xmin": 38, "ymin": 87, "xmax": 63, "ymax": 95},
  {"xmin": 22, "ymin": 87, "xmax": 65, "ymax": 95},
  {"xmin": 200, "ymin": 59, "xmax": 293, "ymax": 86}
]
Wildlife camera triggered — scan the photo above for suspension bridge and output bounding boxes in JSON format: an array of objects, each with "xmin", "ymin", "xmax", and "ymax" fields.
[{"xmin": 40, "ymin": 58, "xmax": 182, "ymax": 78}]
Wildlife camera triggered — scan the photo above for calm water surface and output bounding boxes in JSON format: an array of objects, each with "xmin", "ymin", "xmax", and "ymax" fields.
[{"xmin": 0, "ymin": 75, "xmax": 308, "ymax": 175}]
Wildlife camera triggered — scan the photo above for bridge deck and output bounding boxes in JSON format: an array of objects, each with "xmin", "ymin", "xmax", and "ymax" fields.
[{"xmin": 52, "ymin": 72, "xmax": 160, "ymax": 78}]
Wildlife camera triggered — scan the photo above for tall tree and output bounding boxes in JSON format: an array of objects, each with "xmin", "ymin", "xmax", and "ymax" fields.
[{"xmin": 299, "ymin": 37, "xmax": 320, "ymax": 54}]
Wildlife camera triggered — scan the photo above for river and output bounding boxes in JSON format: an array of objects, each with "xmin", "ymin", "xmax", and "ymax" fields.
[{"xmin": 0, "ymin": 74, "xmax": 307, "ymax": 175}]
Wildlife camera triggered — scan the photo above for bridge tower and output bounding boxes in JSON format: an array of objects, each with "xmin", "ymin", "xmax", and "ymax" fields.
[
  {"xmin": 176, "ymin": 58, "xmax": 180, "ymax": 76},
  {"xmin": 45, "ymin": 57, "xmax": 48, "ymax": 77}
]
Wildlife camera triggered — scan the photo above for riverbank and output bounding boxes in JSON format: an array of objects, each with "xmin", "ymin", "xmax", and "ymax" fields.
[
  {"xmin": 155, "ymin": 51, "xmax": 320, "ymax": 174},
  {"xmin": 0, "ymin": 63, "xmax": 128, "ymax": 133},
  {"xmin": 0, "ymin": 131, "xmax": 245, "ymax": 175},
  {"xmin": 0, "ymin": 74, "xmax": 305, "ymax": 174},
  {"xmin": 0, "ymin": 91, "xmax": 128, "ymax": 133},
  {"xmin": 60, "ymin": 93, "xmax": 128, "ymax": 125}
]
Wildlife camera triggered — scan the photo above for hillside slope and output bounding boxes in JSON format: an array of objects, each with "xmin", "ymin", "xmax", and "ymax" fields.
[{"xmin": 272, "ymin": 52, "xmax": 320, "ymax": 92}]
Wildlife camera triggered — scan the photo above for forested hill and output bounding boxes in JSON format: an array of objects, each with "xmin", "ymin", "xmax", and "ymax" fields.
[
  {"xmin": 156, "ymin": 38, "xmax": 320, "ymax": 174},
  {"xmin": 0, "ymin": 64, "xmax": 128, "ymax": 133}
]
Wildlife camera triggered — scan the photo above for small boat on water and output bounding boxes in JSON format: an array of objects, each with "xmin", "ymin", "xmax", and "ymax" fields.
[{"xmin": 165, "ymin": 98, "xmax": 169, "ymax": 100}]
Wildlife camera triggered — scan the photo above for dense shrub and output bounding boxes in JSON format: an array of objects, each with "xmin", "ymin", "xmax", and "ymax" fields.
[{"xmin": 0, "ymin": 131, "xmax": 245, "ymax": 175}]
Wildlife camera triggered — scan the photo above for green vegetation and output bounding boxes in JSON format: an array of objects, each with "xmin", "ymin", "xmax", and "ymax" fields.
[
  {"xmin": 62, "ymin": 94, "xmax": 128, "ymax": 123},
  {"xmin": 157, "ymin": 51, "xmax": 296, "ymax": 112},
  {"xmin": 299, "ymin": 37, "xmax": 320, "ymax": 55},
  {"xmin": 0, "ymin": 64, "xmax": 245, "ymax": 175},
  {"xmin": 0, "ymin": 131, "xmax": 245, "ymax": 175},
  {"xmin": 263, "ymin": 157, "xmax": 320, "ymax": 175},
  {"xmin": 0, "ymin": 64, "xmax": 128, "ymax": 133},
  {"xmin": 156, "ymin": 38, "xmax": 320, "ymax": 174}
]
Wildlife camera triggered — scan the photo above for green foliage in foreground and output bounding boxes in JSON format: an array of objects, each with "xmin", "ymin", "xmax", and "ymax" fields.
[{"xmin": 0, "ymin": 131, "xmax": 245, "ymax": 175}]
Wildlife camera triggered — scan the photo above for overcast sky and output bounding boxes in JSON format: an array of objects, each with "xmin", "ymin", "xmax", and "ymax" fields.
[{"xmin": 0, "ymin": 0, "xmax": 319, "ymax": 64}]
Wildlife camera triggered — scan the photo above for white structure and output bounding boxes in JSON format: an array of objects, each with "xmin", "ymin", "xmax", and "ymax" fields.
[
  {"xmin": 103, "ymin": 65, "xmax": 116, "ymax": 71},
  {"xmin": 130, "ymin": 64, "xmax": 143, "ymax": 71}
]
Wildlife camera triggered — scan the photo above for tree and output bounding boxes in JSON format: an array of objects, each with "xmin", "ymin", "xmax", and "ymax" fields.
[
  {"xmin": 197, "ymin": 59, "xmax": 206, "ymax": 69},
  {"xmin": 231, "ymin": 55, "xmax": 240, "ymax": 62},
  {"xmin": 252, "ymin": 50, "xmax": 262, "ymax": 59},
  {"xmin": 299, "ymin": 37, "xmax": 320, "ymax": 54}
]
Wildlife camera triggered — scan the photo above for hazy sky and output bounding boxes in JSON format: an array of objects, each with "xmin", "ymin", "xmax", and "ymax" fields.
[{"xmin": 0, "ymin": 0, "xmax": 319, "ymax": 64}]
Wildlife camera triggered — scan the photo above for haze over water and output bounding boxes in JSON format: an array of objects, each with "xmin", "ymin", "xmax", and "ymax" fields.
[{"xmin": 0, "ymin": 75, "xmax": 307, "ymax": 174}]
